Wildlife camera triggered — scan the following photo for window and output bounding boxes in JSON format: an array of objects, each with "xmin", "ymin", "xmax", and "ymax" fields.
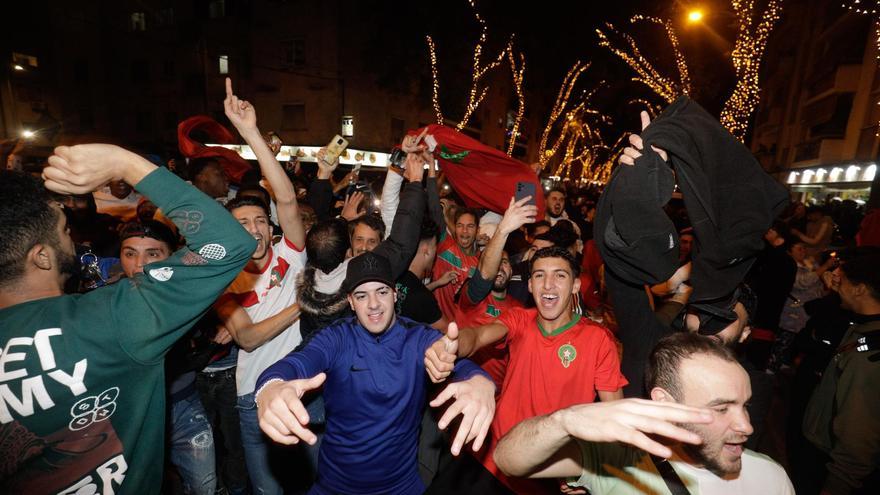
[
  {"xmin": 284, "ymin": 39, "xmax": 306, "ymax": 67},
  {"xmin": 390, "ymin": 117, "xmax": 404, "ymax": 145},
  {"xmin": 282, "ymin": 104, "xmax": 306, "ymax": 130},
  {"xmin": 209, "ymin": 0, "xmax": 225, "ymax": 18},
  {"xmin": 12, "ymin": 52, "xmax": 38, "ymax": 68},
  {"xmin": 219, "ymin": 55, "xmax": 229, "ymax": 74},
  {"xmin": 131, "ymin": 59, "xmax": 150, "ymax": 83},
  {"xmin": 130, "ymin": 12, "xmax": 146, "ymax": 31}
]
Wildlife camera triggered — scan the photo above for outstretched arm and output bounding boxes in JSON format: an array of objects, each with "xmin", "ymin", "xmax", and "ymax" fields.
[
  {"xmin": 494, "ymin": 399, "xmax": 712, "ymax": 478},
  {"xmin": 424, "ymin": 321, "xmax": 509, "ymax": 382},
  {"xmin": 224, "ymin": 78, "xmax": 305, "ymax": 247}
]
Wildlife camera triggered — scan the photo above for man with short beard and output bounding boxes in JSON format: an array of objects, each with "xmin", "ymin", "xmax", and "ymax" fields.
[
  {"xmin": 254, "ymin": 252, "xmax": 496, "ymax": 495},
  {"xmin": 493, "ymin": 332, "xmax": 795, "ymax": 495},
  {"xmin": 0, "ymin": 143, "xmax": 254, "ymax": 494},
  {"xmin": 454, "ymin": 195, "xmax": 537, "ymax": 387}
]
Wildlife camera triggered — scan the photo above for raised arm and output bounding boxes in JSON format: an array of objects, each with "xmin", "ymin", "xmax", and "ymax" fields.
[
  {"xmin": 373, "ymin": 152, "xmax": 427, "ymax": 280},
  {"xmin": 49, "ymin": 144, "xmax": 256, "ymax": 363},
  {"xmin": 224, "ymin": 78, "xmax": 305, "ymax": 247},
  {"xmin": 467, "ymin": 196, "xmax": 537, "ymax": 304}
]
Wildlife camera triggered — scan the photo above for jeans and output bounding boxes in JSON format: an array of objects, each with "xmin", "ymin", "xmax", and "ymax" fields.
[
  {"xmin": 196, "ymin": 368, "xmax": 249, "ymax": 495},
  {"xmin": 239, "ymin": 391, "xmax": 324, "ymax": 495},
  {"xmin": 169, "ymin": 389, "xmax": 216, "ymax": 495}
]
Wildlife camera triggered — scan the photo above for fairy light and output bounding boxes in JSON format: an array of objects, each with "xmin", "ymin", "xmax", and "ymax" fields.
[
  {"xmin": 506, "ymin": 46, "xmax": 526, "ymax": 156},
  {"xmin": 627, "ymin": 98, "xmax": 662, "ymax": 118},
  {"xmin": 631, "ymin": 15, "xmax": 692, "ymax": 95},
  {"xmin": 842, "ymin": 2, "xmax": 880, "ymax": 135},
  {"xmin": 457, "ymin": 0, "xmax": 508, "ymax": 131},
  {"xmin": 426, "ymin": 35, "xmax": 443, "ymax": 125},
  {"xmin": 538, "ymin": 61, "xmax": 588, "ymax": 168},
  {"xmin": 719, "ymin": 0, "xmax": 783, "ymax": 141},
  {"xmin": 596, "ymin": 16, "xmax": 691, "ymax": 104}
]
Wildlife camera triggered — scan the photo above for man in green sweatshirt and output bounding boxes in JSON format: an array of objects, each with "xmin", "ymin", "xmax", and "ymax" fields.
[
  {"xmin": 804, "ymin": 253, "xmax": 880, "ymax": 495},
  {"xmin": 0, "ymin": 144, "xmax": 255, "ymax": 494}
]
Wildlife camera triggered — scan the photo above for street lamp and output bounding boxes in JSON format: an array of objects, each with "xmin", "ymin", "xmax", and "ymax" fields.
[
  {"xmin": 12, "ymin": 64, "xmax": 25, "ymax": 71},
  {"xmin": 21, "ymin": 129, "xmax": 36, "ymax": 139},
  {"xmin": 687, "ymin": 10, "xmax": 704, "ymax": 23}
]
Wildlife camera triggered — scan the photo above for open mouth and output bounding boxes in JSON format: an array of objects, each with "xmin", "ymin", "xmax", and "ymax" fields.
[
  {"xmin": 367, "ymin": 311, "xmax": 384, "ymax": 324},
  {"xmin": 723, "ymin": 442, "xmax": 744, "ymax": 457},
  {"xmin": 540, "ymin": 294, "xmax": 559, "ymax": 308}
]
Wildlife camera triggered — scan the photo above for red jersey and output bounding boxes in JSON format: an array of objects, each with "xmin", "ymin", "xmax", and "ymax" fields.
[
  {"xmin": 455, "ymin": 289, "xmax": 522, "ymax": 388},
  {"xmin": 431, "ymin": 234, "xmax": 480, "ymax": 320},
  {"xmin": 478, "ymin": 308, "xmax": 627, "ymax": 492}
]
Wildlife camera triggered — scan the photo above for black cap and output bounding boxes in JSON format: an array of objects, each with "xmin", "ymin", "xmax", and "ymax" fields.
[
  {"xmin": 120, "ymin": 220, "xmax": 178, "ymax": 249},
  {"xmin": 343, "ymin": 252, "xmax": 394, "ymax": 294}
]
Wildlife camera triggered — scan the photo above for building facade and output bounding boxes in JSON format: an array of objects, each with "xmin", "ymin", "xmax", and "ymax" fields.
[{"xmin": 750, "ymin": 0, "xmax": 878, "ymax": 202}]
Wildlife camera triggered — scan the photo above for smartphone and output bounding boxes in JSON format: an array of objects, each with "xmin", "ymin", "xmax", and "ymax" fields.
[
  {"xmin": 325, "ymin": 135, "xmax": 349, "ymax": 164},
  {"xmin": 514, "ymin": 181, "xmax": 537, "ymax": 206}
]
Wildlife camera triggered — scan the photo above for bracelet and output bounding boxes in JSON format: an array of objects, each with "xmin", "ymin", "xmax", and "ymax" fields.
[{"xmin": 254, "ymin": 378, "xmax": 285, "ymax": 406}]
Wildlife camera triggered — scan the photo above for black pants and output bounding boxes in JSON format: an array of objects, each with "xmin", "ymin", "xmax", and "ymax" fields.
[{"xmin": 196, "ymin": 368, "xmax": 249, "ymax": 494}]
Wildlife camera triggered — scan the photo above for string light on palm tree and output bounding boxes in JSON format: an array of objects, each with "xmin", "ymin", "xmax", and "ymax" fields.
[
  {"xmin": 506, "ymin": 42, "xmax": 527, "ymax": 156},
  {"xmin": 841, "ymin": 1, "xmax": 880, "ymax": 135},
  {"xmin": 537, "ymin": 61, "xmax": 589, "ymax": 169}
]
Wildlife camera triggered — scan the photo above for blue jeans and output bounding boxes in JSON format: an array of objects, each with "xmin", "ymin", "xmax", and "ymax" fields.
[
  {"xmin": 197, "ymin": 368, "xmax": 249, "ymax": 495},
  {"xmin": 238, "ymin": 391, "xmax": 325, "ymax": 495},
  {"xmin": 170, "ymin": 390, "xmax": 216, "ymax": 495}
]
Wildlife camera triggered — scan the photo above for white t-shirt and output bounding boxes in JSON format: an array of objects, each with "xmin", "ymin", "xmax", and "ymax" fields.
[
  {"xmin": 573, "ymin": 440, "xmax": 795, "ymax": 495},
  {"xmin": 226, "ymin": 236, "xmax": 306, "ymax": 396}
]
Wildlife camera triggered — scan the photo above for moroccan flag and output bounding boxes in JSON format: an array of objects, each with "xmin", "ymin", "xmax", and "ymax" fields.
[
  {"xmin": 178, "ymin": 115, "xmax": 252, "ymax": 183},
  {"xmin": 409, "ymin": 124, "xmax": 545, "ymax": 218}
]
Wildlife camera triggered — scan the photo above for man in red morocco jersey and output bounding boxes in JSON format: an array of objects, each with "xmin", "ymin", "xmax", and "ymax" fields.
[
  {"xmin": 454, "ymin": 196, "xmax": 536, "ymax": 387},
  {"xmin": 432, "ymin": 207, "xmax": 480, "ymax": 320},
  {"xmin": 426, "ymin": 246, "xmax": 627, "ymax": 492}
]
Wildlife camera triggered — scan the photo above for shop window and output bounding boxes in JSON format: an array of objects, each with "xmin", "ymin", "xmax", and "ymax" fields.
[{"xmin": 219, "ymin": 55, "xmax": 229, "ymax": 75}]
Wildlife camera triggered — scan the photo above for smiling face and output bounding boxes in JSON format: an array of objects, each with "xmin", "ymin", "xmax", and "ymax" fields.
[
  {"xmin": 528, "ymin": 256, "xmax": 580, "ymax": 322},
  {"xmin": 673, "ymin": 355, "xmax": 754, "ymax": 478},
  {"xmin": 120, "ymin": 236, "xmax": 172, "ymax": 277},
  {"xmin": 351, "ymin": 222, "xmax": 381, "ymax": 257},
  {"xmin": 232, "ymin": 205, "xmax": 272, "ymax": 262},
  {"xmin": 493, "ymin": 252, "xmax": 512, "ymax": 292},
  {"xmin": 454, "ymin": 212, "xmax": 477, "ymax": 252},
  {"xmin": 348, "ymin": 281, "xmax": 397, "ymax": 334}
]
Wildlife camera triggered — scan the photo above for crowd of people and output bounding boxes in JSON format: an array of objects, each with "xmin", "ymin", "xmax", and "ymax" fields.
[{"xmin": 1, "ymin": 79, "xmax": 879, "ymax": 495}]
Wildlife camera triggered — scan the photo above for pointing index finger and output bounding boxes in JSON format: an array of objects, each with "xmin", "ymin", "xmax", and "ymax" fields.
[{"xmin": 225, "ymin": 77, "xmax": 233, "ymax": 99}]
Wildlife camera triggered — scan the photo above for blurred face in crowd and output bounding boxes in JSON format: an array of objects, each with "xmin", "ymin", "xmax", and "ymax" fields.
[
  {"xmin": 348, "ymin": 281, "xmax": 397, "ymax": 334},
  {"xmin": 788, "ymin": 242, "xmax": 807, "ymax": 264},
  {"xmin": 680, "ymin": 233, "xmax": 694, "ymax": 260},
  {"xmin": 193, "ymin": 161, "xmax": 229, "ymax": 199},
  {"xmin": 663, "ymin": 355, "xmax": 753, "ymax": 478},
  {"xmin": 299, "ymin": 206, "xmax": 317, "ymax": 233},
  {"xmin": 528, "ymin": 256, "xmax": 580, "ymax": 323},
  {"xmin": 120, "ymin": 237, "xmax": 172, "ymax": 277},
  {"xmin": 454, "ymin": 213, "xmax": 477, "ymax": 252},
  {"xmin": 232, "ymin": 205, "xmax": 272, "ymax": 263},
  {"xmin": 493, "ymin": 251, "xmax": 513, "ymax": 292},
  {"xmin": 547, "ymin": 191, "xmax": 566, "ymax": 217},
  {"xmin": 351, "ymin": 223, "xmax": 381, "ymax": 257},
  {"xmin": 686, "ymin": 302, "xmax": 751, "ymax": 348},
  {"xmin": 109, "ymin": 179, "xmax": 133, "ymax": 199},
  {"xmin": 836, "ymin": 269, "xmax": 866, "ymax": 312},
  {"xmin": 525, "ymin": 238, "xmax": 555, "ymax": 261}
]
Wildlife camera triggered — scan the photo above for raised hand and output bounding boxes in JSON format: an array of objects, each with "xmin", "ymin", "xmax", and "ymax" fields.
[
  {"xmin": 315, "ymin": 147, "xmax": 340, "ymax": 179},
  {"xmin": 340, "ymin": 191, "xmax": 365, "ymax": 221},
  {"xmin": 402, "ymin": 127, "xmax": 429, "ymax": 154},
  {"xmin": 402, "ymin": 152, "xmax": 426, "ymax": 183},
  {"xmin": 430, "ymin": 373, "xmax": 496, "ymax": 455},
  {"xmin": 256, "ymin": 373, "xmax": 327, "ymax": 445},
  {"xmin": 556, "ymin": 398, "xmax": 711, "ymax": 459},
  {"xmin": 424, "ymin": 322, "xmax": 459, "ymax": 383},
  {"xmin": 223, "ymin": 78, "xmax": 257, "ymax": 132},
  {"xmin": 43, "ymin": 144, "xmax": 156, "ymax": 194},
  {"xmin": 619, "ymin": 111, "xmax": 669, "ymax": 166},
  {"xmin": 498, "ymin": 196, "xmax": 539, "ymax": 235}
]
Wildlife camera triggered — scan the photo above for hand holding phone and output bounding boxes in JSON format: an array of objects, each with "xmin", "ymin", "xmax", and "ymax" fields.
[{"xmin": 514, "ymin": 181, "xmax": 537, "ymax": 207}]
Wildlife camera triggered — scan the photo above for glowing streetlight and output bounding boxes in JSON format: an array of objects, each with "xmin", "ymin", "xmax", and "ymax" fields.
[
  {"xmin": 21, "ymin": 129, "xmax": 36, "ymax": 139},
  {"xmin": 687, "ymin": 10, "xmax": 704, "ymax": 23},
  {"xmin": 13, "ymin": 64, "xmax": 25, "ymax": 71}
]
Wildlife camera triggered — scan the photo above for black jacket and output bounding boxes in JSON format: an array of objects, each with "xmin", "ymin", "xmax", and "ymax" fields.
[{"xmin": 598, "ymin": 97, "xmax": 788, "ymax": 316}]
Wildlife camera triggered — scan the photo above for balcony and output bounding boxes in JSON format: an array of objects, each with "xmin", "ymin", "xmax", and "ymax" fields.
[{"xmin": 793, "ymin": 138, "xmax": 845, "ymax": 166}]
